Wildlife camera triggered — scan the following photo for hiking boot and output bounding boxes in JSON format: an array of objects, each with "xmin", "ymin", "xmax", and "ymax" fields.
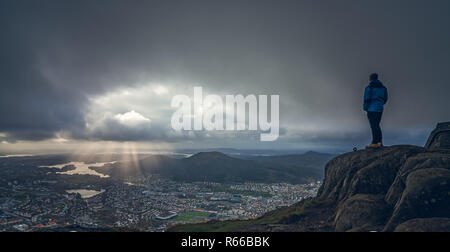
[{"xmin": 365, "ymin": 143, "xmax": 382, "ymax": 149}]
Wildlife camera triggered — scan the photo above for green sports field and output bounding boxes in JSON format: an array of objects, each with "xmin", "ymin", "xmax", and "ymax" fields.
[{"xmin": 174, "ymin": 211, "xmax": 213, "ymax": 222}]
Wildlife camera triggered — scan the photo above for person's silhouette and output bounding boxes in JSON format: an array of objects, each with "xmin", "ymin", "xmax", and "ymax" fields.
[{"xmin": 363, "ymin": 73, "xmax": 388, "ymax": 149}]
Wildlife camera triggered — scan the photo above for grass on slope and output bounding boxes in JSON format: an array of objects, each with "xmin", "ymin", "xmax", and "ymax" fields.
[{"xmin": 169, "ymin": 199, "xmax": 319, "ymax": 232}]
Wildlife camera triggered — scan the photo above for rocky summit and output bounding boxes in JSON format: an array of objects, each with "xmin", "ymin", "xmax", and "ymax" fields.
[{"xmin": 170, "ymin": 122, "xmax": 450, "ymax": 232}]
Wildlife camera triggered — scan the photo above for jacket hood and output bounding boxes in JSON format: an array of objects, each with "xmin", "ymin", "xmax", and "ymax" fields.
[{"xmin": 369, "ymin": 79, "xmax": 385, "ymax": 88}]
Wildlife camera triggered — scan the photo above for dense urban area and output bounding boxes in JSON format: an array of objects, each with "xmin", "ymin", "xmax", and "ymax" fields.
[{"xmin": 0, "ymin": 154, "xmax": 321, "ymax": 232}]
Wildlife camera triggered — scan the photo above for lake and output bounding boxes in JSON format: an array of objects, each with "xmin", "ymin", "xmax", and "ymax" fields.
[
  {"xmin": 66, "ymin": 189, "xmax": 106, "ymax": 199},
  {"xmin": 40, "ymin": 161, "xmax": 115, "ymax": 178}
]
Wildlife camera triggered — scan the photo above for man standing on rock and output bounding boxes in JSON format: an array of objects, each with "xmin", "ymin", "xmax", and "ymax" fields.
[{"xmin": 364, "ymin": 73, "xmax": 388, "ymax": 149}]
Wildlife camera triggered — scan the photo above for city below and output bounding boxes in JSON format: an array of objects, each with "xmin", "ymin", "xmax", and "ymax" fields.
[{"xmin": 0, "ymin": 153, "xmax": 324, "ymax": 232}]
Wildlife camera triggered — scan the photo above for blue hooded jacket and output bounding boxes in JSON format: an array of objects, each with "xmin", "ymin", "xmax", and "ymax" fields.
[{"xmin": 363, "ymin": 80, "xmax": 388, "ymax": 112}]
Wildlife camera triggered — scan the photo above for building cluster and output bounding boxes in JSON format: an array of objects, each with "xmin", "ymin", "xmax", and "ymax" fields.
[{"xmin": 0, "ymin": 176, "xmax": 321, "ymax": 232}]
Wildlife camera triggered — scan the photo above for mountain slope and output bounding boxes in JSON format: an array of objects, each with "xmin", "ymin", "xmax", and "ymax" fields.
[
  {"xmin": 93, "ymin": 151, "xmax": 334, "ymax": 184},
  {"xmin": 242, "ymin": 151, "xmax": 335, "ymax": 180}
]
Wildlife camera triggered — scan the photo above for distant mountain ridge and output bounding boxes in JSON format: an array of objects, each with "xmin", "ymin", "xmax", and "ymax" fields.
[
  {"xmin": 93, "ymin": 151, "xmax": 335, "ymax": 184},
  {"xmin": 176, "ymin": 148, "xmax": 335, "ymax": 157}
]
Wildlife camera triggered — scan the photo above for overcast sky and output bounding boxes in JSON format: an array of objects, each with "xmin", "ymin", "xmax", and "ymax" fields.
[{"xmin": 1, "ymin": 0, "xmax": 450, "ymax": 153}]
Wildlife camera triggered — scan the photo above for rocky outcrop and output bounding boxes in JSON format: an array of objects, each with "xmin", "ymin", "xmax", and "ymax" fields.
[
  {"xmin": 425, "ymin": 122, "xmax": 450, "ymax": 149},
  {"xmin": 394, "ymin": 218, "xmax": 450, "ymax": 232},
  {"xmin": 317, "ymin": 145, "xmax": 425, "ymax": 202},
  {"xmin": 334, "ymin": 194, "xmax": 390, "ymax": 232},
  {"xmin": 384, "ymin": 167, "xmax": 450, "ymax": 231},
  {"xmin": 318, "ymin": 122, "xmax": 450, "ymax": 232},
  {"xmin": 385, "ymin": 151, "xmax": 450, "ymax": 206},
  {"xmin": 316, "ymin": 146, "xmax": 450, "ymax": 231}
]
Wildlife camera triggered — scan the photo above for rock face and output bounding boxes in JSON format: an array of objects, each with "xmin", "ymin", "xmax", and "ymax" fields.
[
  {"xmin": 312, "ymin": 122, "xmax": 450, "ymax": 232},
  {"xmin": 384, "ymin": 167, "xmax": 450, "ymax": 231},
  {"xmin": 334, "ymin": 194, "xmax": 390, "ymax": 232},
  {"xmin": 425, "ymin": 122, "xmax": 450, "ymax": 149},
  {"xmin": 317, "ymin": 145, "xmax": 450, "ymax": 232},
  {"xmin": 316, "ymin": 141, "xmax": 449, "ymax": 232},
  {"xmin": 317, "ymin": 146, "xmax": 425, "ymax": 202},
  {"xmin": 394, "ymin": 218, "xmax": 450, "ymax": 232}
]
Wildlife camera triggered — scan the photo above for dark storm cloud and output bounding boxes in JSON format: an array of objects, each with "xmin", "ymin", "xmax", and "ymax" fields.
[{"xmin": 1, "ymin": 0, "xmax": 450, "ymax": 148}]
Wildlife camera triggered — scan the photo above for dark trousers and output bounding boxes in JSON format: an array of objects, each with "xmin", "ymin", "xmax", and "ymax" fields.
[{"xmin": 367, "ymin": 112, "xmax": 383, "ymax": 144}]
